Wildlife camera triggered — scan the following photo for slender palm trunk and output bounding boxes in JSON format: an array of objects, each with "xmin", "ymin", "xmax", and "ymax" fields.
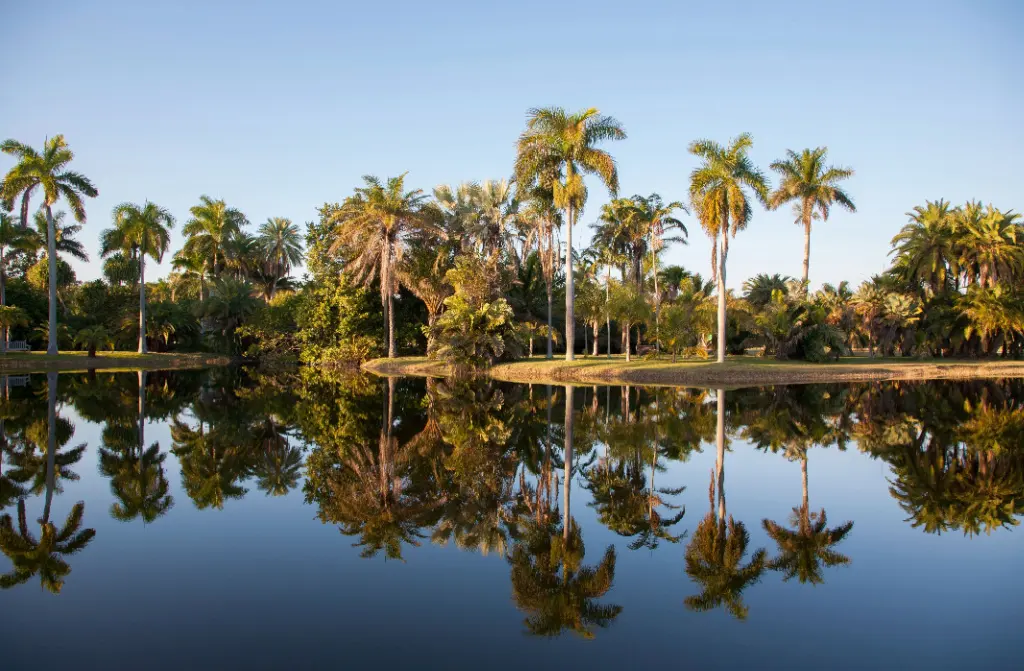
[
  {"xmin": 45, "ymin": 206, "xmax": 58, "ymax": 356},
  {"xmin": 592, "ymin": 321, "xmax": 599, "ymax": 356},
  {"xmin": 1, "ymin": 248, "xmax": 7, "ymax": 353},
  {"xmin": 715, "ymin": 388, "xmax": 726, "ymax": 522},
  {"xmin": 563, "ymin": 384, "xmax": 573, "ymax": 541},
  {"xmin": 546, "ymin": 284, "xmax": 554, "ymax": 359},
  {"xmin": 564, "ymin": 205, "xmax": 575, "ymax": 361},
  {"xmin": 138, "ymin": 254, "xmax": 147, "ymax": 353},
  {"xmin": 138, "ymin": 370, "xmax": 146, "ymax": 455},
  {"xmin": 801, "ymin": 454, "xmax": 809, "ymax": 525},
  {"xmin": 802, "ymin": 211, "xmax": 812, "ymax": 289},
  {"xmin": 43, "ymin": 371, "xmax": 58, "ymax": 524},
  {"xmin": 624, "ymin": 322, "xmax": 631, "ymax": 362},
  {"xmin": 716, "ymin": 230, "xmax": 727, "ymax": 364},
  {"xmin": 653, "ymin": 246, "xmax": 660, "ymax": 355},
  {"xmin": 545, "ymin": 221, "xmax": 554, "ymax": 359},
  {"xmin": 605, "ymin": 266, "xmax": 612, "ymax": 359}
]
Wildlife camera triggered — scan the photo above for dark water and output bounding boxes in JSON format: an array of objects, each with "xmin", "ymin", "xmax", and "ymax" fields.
[{"xmin": 1, "ymin": 369, "xmax": 1021, "ymax": 670}]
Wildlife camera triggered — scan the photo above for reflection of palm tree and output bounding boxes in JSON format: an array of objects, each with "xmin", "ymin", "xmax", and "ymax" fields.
[
  {"xmin": 762, "ymin": 452, "xmax": 853, "ymax": 584},
  {"xmin": 0, "ymin": 499, "xmax": 95, "ymax": 593},
  {"xmin": 684, "ymin": 389, "xmax": 766, "ymax": 620},
  {"xmin": 508, "ymin": 517, "xmax": 621, "ymax": 639},
  {"xmin": 250, "ymin": 424, "xmax": 303, "ymax": 497},
  {"xmin": 0, "ymin": 372, "xmax": 95, "ymax": 593},
  {"xmin": 172, "ymin": 419, "xmax": 247, "ymax": 510}
]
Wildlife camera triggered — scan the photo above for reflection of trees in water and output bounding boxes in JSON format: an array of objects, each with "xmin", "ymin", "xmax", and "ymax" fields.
[{"xmin": 0, "ymin": 373, "xmax": 95, "ymax": 593}]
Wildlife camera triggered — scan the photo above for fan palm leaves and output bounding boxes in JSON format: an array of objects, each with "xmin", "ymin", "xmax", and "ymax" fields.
[
  {"xmin": 101, "ymin": 201, "xmax": 175, "ymax": 353},
  {"xmin": 515, "ymin": 107, "xmax": 626, "ymax": 360},
  {"xmin": 688, "ymin": 134, "xmax": 770, "ymax": 362},
  {"xmin": 768, "ymin": 147, "xmax": 856, "ymax": 287}
]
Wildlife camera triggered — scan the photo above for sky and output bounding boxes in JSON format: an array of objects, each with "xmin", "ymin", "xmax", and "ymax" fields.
[{"xmin": 2, "ymin": 0, "xmax": 1022, "ymax": 291}]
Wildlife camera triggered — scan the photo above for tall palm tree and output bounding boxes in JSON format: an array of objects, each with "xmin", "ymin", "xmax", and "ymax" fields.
[
  {"xmin": 257, "ymin": 217, "xmax": 304, "ymax": 300},
  {"xmin": 181, "ymin": 195, "xmax": 247, "ymax": 285},
  {"xmin": 633, "ymin": 194, "xmax": 687, "ymax": 353},
  {"xmin": 520, "ymin": 184, "xmax": 563, "ymax": 358},
  {"xmin": 327, "ymin": 174, "xmax": 433, "ymax": 358},
  {"xmin": 515, "ymin": 107, "xmax": 626, "ymax": 361},
  {"xmin": 474, "ymin": 178, "xmax": 518, "ymax": 260},
  {"xmin": 688, "ymin": 134, "xmax": 770, "ymax": 363},
  {"xmin": 0, "ymin": 212, "xmax": 40, "ymax": 348},
  {"xmin": 101, "ymin": 202, "xmax": 174, "ymax": 353},
  {"xmin": 0, "ymin": 136, "xmax": 98, "ymax": 355},
  {"xmin": 956, "ymin": 203, "xmax": 1023, "ymax": 289},
  {"xmin": 769, "ymin": 147, "xmax": 856, "ymax": 288}
]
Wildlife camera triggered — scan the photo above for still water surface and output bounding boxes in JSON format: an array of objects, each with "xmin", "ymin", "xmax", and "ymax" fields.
[{"xmin": 1, "ymin": 369, "xmax": 1021, "ymax": 669}]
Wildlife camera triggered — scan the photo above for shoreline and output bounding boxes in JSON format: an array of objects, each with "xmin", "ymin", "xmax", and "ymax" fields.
[
  {"xmin": 0, "ymin": 352, "xmax": 234, "ymax": 374},
  {"xmin": 362, "ymin": 355, "xmax": 1024, "ymax": 388}
]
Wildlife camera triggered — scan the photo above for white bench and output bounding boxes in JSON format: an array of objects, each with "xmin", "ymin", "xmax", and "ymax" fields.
[{"xmin": 7, "ymin": 340, "xmax": 30, "ymax": 352}]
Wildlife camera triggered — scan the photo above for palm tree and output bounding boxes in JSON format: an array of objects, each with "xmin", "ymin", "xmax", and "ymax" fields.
[
  {"xmin": 890, "ymin": 199, "xmax": 958, "ymax": 296},
  {"xmin": 327, "ymin": 174, "xmax": 434, "ymax": 358},
  {"xmin": 515, "ymin": 107, "xmax": 626, "ymax": 361},
  {"xmin": 257, "ymin": 217, "xmax": 304, "ymax": 300},
  {"xmin": 519, "ymin": 184, "xmax": 563, "ymax": 358},
  {"xmin": 632, "ymin": 194, "xmax": 687, "ymax": 353},
  {"xmin": 743, "ymin": 273, "xmax": 794, "ymax": 308},
  {"xmin": 769, "ymin": 148, "xmax": 856, "ymax": 288},
  {"xmin": 73, "ymin": 325, "xmax": 112, "ymax": 357},
  {"xmin": 688, "ymin": 134, "xmax": 770, "ymax": 363},
  {"xmin": 0, "ymin": 211, "xmax": 39, "ymax": 348},
  {"xmin": 181, "ymin": 195, "xmax": 247, "ymax": 286},
  {"xmin": 0, "ymin": 136, "xmax": 98, "ymax": 355},
  {"xmin": 956, "ymin": 203, "xmax": 1023, "ymax": 289},
  {"xmin": 101, "ymin": 201, "xmax": 175, "ymax": 353},
  {"xmin": 474, "ymin": 178, "xmax": 518, "ymax": 260}
]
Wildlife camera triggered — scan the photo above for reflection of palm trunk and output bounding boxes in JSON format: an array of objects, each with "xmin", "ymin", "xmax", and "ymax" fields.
[
  {"xmin": 380, "ymin": 378, "xmax": 395, "ymax": 500},
  {"xmin": 715, "ymin": 388, "xmax": 726, "ymax": 522},
  {"xmin": 563, "ymin": 385, "xmax": 573, "ymax": 541},
  {"xmin": 43, "ymin": 371, "xmax": 58, "ymax": 523},
  {"xmin": 801, "ymin": 454, "xmax": 809, "ymax": 533},
  {"xmin": 544, "ymin": 385, "xmax": 552, "ymax": 519}
]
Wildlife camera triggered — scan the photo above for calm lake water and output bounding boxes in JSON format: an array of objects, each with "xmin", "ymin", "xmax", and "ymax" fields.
[{"xmin": 1, "ymin": 369, "xmax": 1021, "ymax": 670}]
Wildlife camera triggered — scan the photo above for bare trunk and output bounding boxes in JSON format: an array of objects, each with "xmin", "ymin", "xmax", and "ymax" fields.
[
  {"xmin": 1, "ymin": 248, "xmax": 6, "ymax": 353},
  {"xmin": 563, "ymin": 384, "xmax": 573, "ymax": 540},
  {"xmin": 564, "ymin": 205, "xmax": 575, "ymax": 361},
  {"xmin": 43, "ymin": 371, "xmax": 58, "ymax": 524},
  {"xmin": 605, "ymin": 266, "xmax": 612, "ymax": 359},
  {"xmin": 625, "ymin": 323, "xmax": 631, "ymax": 362},
  {"xmin": 593, "ymin": 321, "xmax": 599, "ymax": 356},
  {"xmin": 802, "ymin": 211, "xmax": 812, "ymax": 289},
  {"xmin": 716, "ymin": 230, "xmax": 727, "ymax": 364},
  {"xmin": 138, "ymin": 253, "xmax": 147, "ymax": 353},
  {"xmin": 387, "ymin": 290, "xmax": 396, "ymax": 358},
  {"xmin": 138, "ymin": 370, "xmax": 146, "ymax": 454},
  {"xmin": 546, "ymin": 283, "xmax": 554, "ymax": 359},
  {"xmin": 652, "ymin": 247, "xmax": 660, "ymax": 355},
  {"xmin": 46, "ymin": 206, "xmax": 59, "ymax": 356},
  {"xmin": 801, "ymin": 454, "xmax": 809, "ymax": 518}
]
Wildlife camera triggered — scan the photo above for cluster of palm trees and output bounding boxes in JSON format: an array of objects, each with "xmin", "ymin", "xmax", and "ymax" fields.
[{"xmin": 0, "ymin": 135, "xmax": 304, "ymax": 355}]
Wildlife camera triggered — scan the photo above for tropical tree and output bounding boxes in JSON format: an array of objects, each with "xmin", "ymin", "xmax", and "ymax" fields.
[
  {"xmin": 688, "ymin": 134, "xmax": 770, "ymax": 362},
  {"xmin": 633, "ymin": 194, "xmax": 687, "ymax": 352},
  {"xmin": 0, "ymin": 211, "xmax": 39, "ymax": 346},
  {"xmin": 101, "ymin": 201, "xmax": 175, "ymax": 353},
  {"xmin": 327, "ymin": 174, "xmax": 434, "ymax": 358},
  {"xmin": 769, "ymin": 147, "xmax": 856, "ymax": 287},
  {"xmin": 73, "ymin": 326, "xmax": 112, "ymax": 357},
  {"xmin": 0, "ymin": 306, "xmax": 28, "ymax": 355},
  {"xmin": 890, "ymin": 199, "xmax": 958, "ymax": 296},
  {"xmin": 257, "ymin": 217, "xmax": 304, "ymax": 300},
  {"xmin": 181, "ymin": 195, "xmax": 247, "ymax": 286},
  {"xmin": 743, "ymin": 273, "xmax": 794, "ymax": 309},
  {"xmin": 956, "ymin": 203, "xmax": 1023, "ymax": 289},
  {"xmin": 515, "ymin": 107, "xmax": 626, "ymax": 360},
  {"xmin": 1, "ymin": 136, "xmax": 98, "ymax": 355}
]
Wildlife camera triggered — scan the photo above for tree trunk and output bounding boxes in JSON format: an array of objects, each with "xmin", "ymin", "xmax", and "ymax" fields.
[
  {"xmin": 138, "ymin": 370, "xmax": 146, "ymax": 454},
  {"xmin": 546, "ymin": 284, "xmax": 554, "ymax": 359},
  {"xmin": 1, "ymin": 247, "xmax": 6, "ymax": 353},
  {"xmin": 716, "ymin": 230, "xmax": 727, "ymax": 364},
  {"xmin": 605, "ymin": 266, "xmax": 612, "ymax": 359},
  {"xmin": 138, "ymin": 253, "xmax": 147, "ymax": 353},
  {"xmin": 564, "ymin": 205, "xmax": 575, "ymax": 361},
  {"xmin": 802, "ymin": 209, "xmax": 812, "ymax": 289},
  {"xmin": 652, "ymin": 247, "xmax": 660, "ymax": 355},
  {"xmin": 801, "ymin": 454, "xmax": 809, "ymax": 520},
  {"xmin": 593, "ymin": 321, "xmax": 599, "ymax": 356},
  {"xmin": 46, "ymin": 206, "xmax": 59, "ymax": 356},
  {"xmin": 563, "ymin": 384, "xmax": 573, "ymax": 541},
  {"xmin": 625, "ymin": 323, "xmax": 631, "ymax": 362},
  {"xmin": 387, "ymin": 290, "xmax": 396, "ymax": 358}
]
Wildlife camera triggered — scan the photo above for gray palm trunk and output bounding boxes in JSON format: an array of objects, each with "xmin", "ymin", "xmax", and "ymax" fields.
[
  {"xmin": 563, "ymin": 384, "xmax": 573, "ymax": 541},
  {"xmin": 546, "ymin": 284, "xmax": 554, "ymax": 359},
  {"xmin": 564, "ymin": 206, "xmax": 575, "ymax": 361},
  {"xmin": 652, "ymin": 247, "xmax": 660, "ymax": 355},
  {"xmin": 138, "ymin": 253, "xmax": 147, "ymax": 353},
  {"xmin": 605, "ymin": 266, "xmax": 611, "ymax": 358},
  {"xmin": 1, "ymin": 247, "xmax": 7, "ymax": 353},
  {"xmin": 138, "ymin": 370, "xmax": 146, "ymax": 452},
  {"xmin": 716, "ymin": 229, "xmax": 728, "ymax": 364},
  {"xmin": 46, "ymin": 206, "xmax": 58, "ymax": 356},
  {"xmin": 802, "ymin": 211, "xmax": 812, "ymax": 288}
]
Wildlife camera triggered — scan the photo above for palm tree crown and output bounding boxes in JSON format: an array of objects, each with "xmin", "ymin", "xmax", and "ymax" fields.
[{"xmin": 769, "ymin": 147, "xmax": 856, "ymax": 287}]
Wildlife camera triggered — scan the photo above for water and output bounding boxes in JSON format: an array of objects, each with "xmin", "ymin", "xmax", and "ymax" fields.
[{"xmin": 1, "ymin": 369, "xmax": 1021, "ymax": 670}]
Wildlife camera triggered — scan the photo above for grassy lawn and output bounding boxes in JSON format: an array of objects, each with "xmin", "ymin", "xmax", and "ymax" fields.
[{"xmin": 0, "ymin": 351, "xmax": 232, "ymax": 373}]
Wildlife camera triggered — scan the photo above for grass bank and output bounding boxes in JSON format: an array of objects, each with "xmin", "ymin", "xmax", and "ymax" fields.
[
  {"xmin": 362, "ymin": 355, "xmax": 1024, "ymax": 388},
  {"xmin": 0, "ymin": 351, "xmax": 234, "ymax": 374}
]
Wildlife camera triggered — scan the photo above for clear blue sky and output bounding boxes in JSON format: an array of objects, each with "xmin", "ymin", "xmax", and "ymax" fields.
[{"xmin": 3, "ymin": 0, "xmax": 1021, "ymax": 290}]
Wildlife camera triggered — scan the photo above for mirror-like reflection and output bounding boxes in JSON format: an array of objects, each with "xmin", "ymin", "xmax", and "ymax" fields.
[{"xmin": 1, "ymin": 370, "xmax": 1022, "ymax": 666}]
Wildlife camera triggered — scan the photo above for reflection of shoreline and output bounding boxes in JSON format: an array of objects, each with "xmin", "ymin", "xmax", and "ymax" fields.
[{"xmin": 363, "ymin": 356, "xmax": 1024, "ymax": 388}]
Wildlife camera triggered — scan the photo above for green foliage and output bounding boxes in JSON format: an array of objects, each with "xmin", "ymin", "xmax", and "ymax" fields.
[
  {"xmin": 237, "ymin": 293, "xmax": 302, "ymax": 360},
  {"xmin": 427, "ymin": 294, "xmax": 523, "ymax": 372},
  {"xmin": 73, "ymin": 326, "xmax": 113, "ymax": 357},
  {"xmin": 295, "ymin": 270, "xmax": 384, "ymax": 364}
]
